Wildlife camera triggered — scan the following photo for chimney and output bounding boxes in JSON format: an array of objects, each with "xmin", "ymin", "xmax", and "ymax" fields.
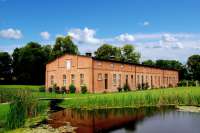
[{"xmin": 85, "ymin": 52, "xmax": 92, "ymax": 57}]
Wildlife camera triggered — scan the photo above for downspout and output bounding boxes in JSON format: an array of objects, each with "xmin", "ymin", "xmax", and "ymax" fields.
[{"xmin": 92, "ymin": 59, "xmax": 94, "ymax": 93}]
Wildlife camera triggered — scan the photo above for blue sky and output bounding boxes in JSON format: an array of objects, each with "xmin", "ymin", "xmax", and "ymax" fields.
[{"xmin": 0, "ymin": 0, "xmax": 200, "ymax": 63}]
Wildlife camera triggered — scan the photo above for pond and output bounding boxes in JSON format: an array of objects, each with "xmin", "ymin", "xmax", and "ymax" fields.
[{"xmin": 47, "ymin": 106, "xmax": 200, "ymax": 133}]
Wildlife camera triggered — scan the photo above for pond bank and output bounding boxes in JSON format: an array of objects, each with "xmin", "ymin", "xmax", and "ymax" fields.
[{"xmin": 177, "ymin": 106, "xmax": 200, "ymax": 113}]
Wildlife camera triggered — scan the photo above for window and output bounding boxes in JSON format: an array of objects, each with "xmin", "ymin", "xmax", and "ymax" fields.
[
  {"xmin": 63, "ymin": 75, "xmax": 66, "ymax": 86},
  {"xmin": 121, "ymin": 65, "xmax": 124, "ymax": 68},
  {"xmin": 98, "ymin": 73, "xmax": 103, "ymax": 80},
  {"xmin": 66, "ymin": 60, "xmax": 71, "ymax": 70},
  {"xmin": 137, "ymin": 75, "xmax": 140, "ymax": 84},
  {"xmin": 71, "ymin": 74, "xmax": 75, "ymax": 84},
  {"xmin": 80, "ymin": 74, "xmax": 84, "ymax": 85},
  {"xmin": 118, "ymin": 74, "xmax": 121, "ymax": 87},
  {"xmin": 111, "ymin": 63, "xmax": 114, "ymax": 68},
  {"xmin": 113, "ymin": 74, "xmax": 117, "ymax": 85},
  {"xmin": 50, "ymin": 75, "xmax": 54, "ymax": 85}
]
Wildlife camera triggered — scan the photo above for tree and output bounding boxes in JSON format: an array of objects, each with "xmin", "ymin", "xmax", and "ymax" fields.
[
  {"xmin": 187, "ymin": 55, "xmax": 200, "ymax": 81},
  {"xmin": 155, "ymin": 59, "xmax": 187, "ymax": 80},
  {"xmin": 94, "ymin": 44, "xmax": 122, "ymax": 61},
  {"xmin": 121, "ymin": 44, "xmax": 140, "ymax": 64},
  {"xmin": 12, "ymin": 42, "xmax": 51, "ymax": 84},
  {"xmin": 0, "ymin": 52, "xmax": 12, "ymax": 83},
  {"xmin": 94, "ymin": 44, "xmax": 140, "ymax": 63},
  {"xmin": 50, "ymin": 36, "xmax": 79, "ymax": 60},
  {"xmin": 142, "ymin": 60, "xmax": 155, "ymax": 66}
]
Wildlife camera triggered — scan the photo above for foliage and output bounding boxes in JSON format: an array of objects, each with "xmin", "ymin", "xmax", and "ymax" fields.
[
  {"xmin": 121, "ymin": 44, "xmax": 141, "ymax": 63},
  {"xmin": 117, "ymin": 87, "xmax": 123, "ymax": 92},
  {"xmin": 0, "ymin": 52, "xmax": 12, "ymax": 84},
  {"xmin": 142, "ymin": 60, "xmax": 155, "ymax": 66},
  {"xmin": 81, "ymin": 84, "xmax": 87, "ymax": 94},
  {"xmin": 123, "ymin": 83, "xmax": 130, "ymax": 91},
  {"xmin": 69, "ymin": 84, "xmax": 76, "ymax": 93},
  {"xmin": 50, "ymin": 36, "xmax": 79, "ymax": 60},
  {"xmin": 187, "ymin": 55, "xmax": 200, "ymax": 81},
  {"xmin": 60, "ymin": 86, "xmax": 66, "ymax": 94},
  {"xmin": 94, "ymin": 44, "xmax": 122, "ymax": 61},
  {"xmin": 38, "ymin": 86, "xmax": 45, "ymax": 92},
  {"xmin": 94, "ymin": 44, "xmax": 140, "ymax": 63},
  {"xmin": 12, "ymin": 42, "xmax": 51, "ymax": 85}
]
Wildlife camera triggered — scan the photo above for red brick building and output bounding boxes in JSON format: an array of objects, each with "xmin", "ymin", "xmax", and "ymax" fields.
[{"xmin": 45, "ymin": 54, "xmax": 179, "ymax": 93}]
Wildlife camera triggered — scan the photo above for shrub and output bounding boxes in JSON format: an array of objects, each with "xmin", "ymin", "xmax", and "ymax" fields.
[
  {"xmin": 188, "ymin": 80, "xmax": 196, "ymax": 86},
  {"xmin": 137, "ymin": 84, "xmax": 142, "ymax": 90},
  {"xmin": 69, "ymin": 84, "xmax": 76, "ymax": 93},
  {"xmin": 81, "ymin": 84, "xmax": 87, "ymax": 94},
  {"xmin": 143, "ymin": 83, "xmax": 149, "ymax": 90},
  {"xmin": 39, "ymin": 86, "xmax": 45, "ymax": 92},
  {"xmin": 123, "ymin": 83, "xmax": 130, "ymax": 91},
  {"xmin": 117, "ymin": 87, "xmax": 122, "ymax": 92},
  {"xmin": 60, "ymin": 86, "xmax": 66, "ymax": 94},
  {"xmin": 48, "ymin": 87, "xmax": 53, "ymax": 93},
  {"xmin": 55, "ymin": 86, "xmax": 60, "ymax": 94}
]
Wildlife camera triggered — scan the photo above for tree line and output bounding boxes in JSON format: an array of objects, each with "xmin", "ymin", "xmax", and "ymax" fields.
[{"xmin": 0, "ymin": 35, "xmax": 200, "ymax": 85}]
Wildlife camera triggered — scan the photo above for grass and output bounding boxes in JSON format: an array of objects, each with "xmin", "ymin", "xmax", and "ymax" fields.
[
  {"xmin": 59, "ymin": 87, "xmax": 200, "ymax": 109},
  {"xmin": 0, "ymin": 85, "xmax": 43, "ymax": 91},
  {"xmin": 0, "ymin": 88, "xmax": 49, "ymax": 132}
]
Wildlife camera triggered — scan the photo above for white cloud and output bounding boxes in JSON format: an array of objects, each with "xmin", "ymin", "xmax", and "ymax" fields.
[
  {"xmin": 68, "ymin": 27, "xmax": 102, "ymax": 45},
  {"xmin": 162, "ymin": 33, "xmax": 177, "ymax": 42},
  {"xmin": 115, "ymin": 33, "xmax": 135, "ymax": 42},
  {"xmin": 143, "ymin": 21, "xmax": 150, "ymax": 26},
  {"xmin": 0, "ymin": 28, "xmax": 23, "ymax": 39},
  {"xmin": 40, "ymin": 31, "xmax": 50, "ymax": 40}
]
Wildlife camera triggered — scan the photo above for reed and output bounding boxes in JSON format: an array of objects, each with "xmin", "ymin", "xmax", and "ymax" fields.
[
  {"xmin": 60, "ymin": 87, "xmax": 200, "ymax": 109},
  {"xmin": 0, "ymin": 88, "xmax": 49, "ymax": 130}
]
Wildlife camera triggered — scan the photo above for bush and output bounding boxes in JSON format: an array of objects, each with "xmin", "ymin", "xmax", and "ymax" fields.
[
  {"xmin": 123, "ymin": 83, "xmax": 130, "ymax": 91},
  {"xmin": 143, "ymin": 83, "xmax": 149, "ymax": 90},
  {"xmin": 60, "ymin": 86, "xmax": 66, "ymax": 94},
  {"xmin": 137, "ymin": 84, "xmax": 142, "ymax": 90},
  {"xmin": 117, "ymin": 87, "xmax": 122, "ymax": 92},
  {"xmin": 39, "ymin": 86, "xmax": 45, "ymax": 92},
  {"xmin": 69, "ymin": 84, "xmax": 76, "ymax": 93},
  {"xmin": 178, "ymin": 80, "xmax": 187, "ymax": 87},
  {"xmin": 81, "ymin": 84, "xmax": 87, "ymax": 94},
  {"xmin": 188, "ymin": 80, "xmax": 196, "ymax": 86},
  {"xmin": 55, "ymin": 86, "xmax": 60, "ymax": 94},
  {"xmin": 48, "ymin": 87, "xmax": 53, "ymax": 93}
]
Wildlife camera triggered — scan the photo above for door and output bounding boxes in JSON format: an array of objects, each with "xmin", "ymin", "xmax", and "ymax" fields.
[{"xmin": 104, "ymin": 74, "xmax": 108, "ymax": 89}]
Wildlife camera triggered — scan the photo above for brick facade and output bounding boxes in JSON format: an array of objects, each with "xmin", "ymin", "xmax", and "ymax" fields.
[{"xmin": 45, "ymin": 54, "xmax": 179, "ymax": 93}]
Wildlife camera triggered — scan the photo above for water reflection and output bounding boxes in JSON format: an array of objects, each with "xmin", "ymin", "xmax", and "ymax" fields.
[{"xmin": 48, "ymin": 106, "xmax": 174, "ymax": 133}]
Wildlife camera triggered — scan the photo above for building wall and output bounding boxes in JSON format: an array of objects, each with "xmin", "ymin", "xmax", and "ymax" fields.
[
  {"xmin": 45, "ymin": 54, "xmax": 93, "ymax": 92},
  {"xmin": 45, "ymin": 54, "xmax": 179, "ymax": 93}
]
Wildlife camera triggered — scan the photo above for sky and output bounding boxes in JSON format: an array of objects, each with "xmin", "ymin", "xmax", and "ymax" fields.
[{"xmin": 0, "ymin": 0, "xmax": 200, "ymax": 63}]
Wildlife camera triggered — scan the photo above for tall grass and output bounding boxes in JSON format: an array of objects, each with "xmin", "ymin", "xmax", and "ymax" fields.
[
  {"xmin": 60, "ymin": 87, "xmax": 200, "ymax": 109},
  {"xmin": 0, "ymin": 88, "xmax": 49, "ymax": 130}
]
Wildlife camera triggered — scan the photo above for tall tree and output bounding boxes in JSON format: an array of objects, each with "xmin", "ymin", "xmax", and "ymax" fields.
[
  {"xmin": 121, "ymin": 44, "xmax": 140, "ymax": 63},
  {"xmin": 142, "ymin": 60, "xmax": 155, "ymax": 66},
  {"xmin": 0, "ymin": 52, "xmax": 12, "ymax": 83},
  {"xmin": 187, "ymin": 55, "xmax": 200, "ymax": 81},
  {"xmin": 94, "ymin": 44, "xmax": 122, "ymax": 61},
  {"xmin": 12, "ymin": 42, "xmax": 51, "ymax": 84},
  {"xmin": 50, "ymin": 36, "xmax": 79, "ymax": 60}
]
